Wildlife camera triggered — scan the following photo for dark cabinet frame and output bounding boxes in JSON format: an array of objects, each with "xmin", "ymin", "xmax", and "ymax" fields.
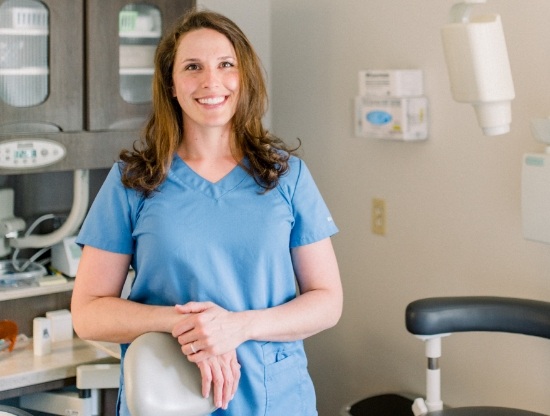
[{"xmin": 0, "ymin": 0, "xmax": 194, "ymax": 175}]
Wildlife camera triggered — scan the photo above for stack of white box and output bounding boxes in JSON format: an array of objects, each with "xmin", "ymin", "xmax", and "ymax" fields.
[{"xmin": 355, "ymin": 69, "xmax": 428, "ymax": 141}]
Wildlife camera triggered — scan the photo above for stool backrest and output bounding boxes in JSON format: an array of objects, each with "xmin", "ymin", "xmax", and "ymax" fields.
[
  {"xmin": 406, "ymin": 296, "xmax": 550, "ymax": 339},
  {"xmin": 124, "ymin": 332, "xmax": 215, "ymax": 416}
]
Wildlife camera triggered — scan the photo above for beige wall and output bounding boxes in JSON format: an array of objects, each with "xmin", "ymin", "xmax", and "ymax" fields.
[
  {"xmin": 196, "ymin": 0, "xmax": 272, "ymax": 127},
  {"xmin": 271, "ymin": 1, "xmax": 550, "ymax": 415}
]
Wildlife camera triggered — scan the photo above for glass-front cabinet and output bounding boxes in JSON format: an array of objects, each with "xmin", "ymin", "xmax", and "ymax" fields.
[
  {"xmin": 0, "ymin": 0, "xmax": 193, "ymax": 173},
  {"xmin": 87, "ymin": 0, "xmax": 189, "ymax": 131},
  {"xmin": 119, "ymin": 4, "xmax": 161, "ymax": 105},
  {"xmin": 0, "ymin": 0, "xmax": 83, "ymax": 134}
]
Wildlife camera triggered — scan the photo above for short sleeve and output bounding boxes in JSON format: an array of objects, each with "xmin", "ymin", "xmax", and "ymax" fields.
[
  {"xmin": 285, "ymin": 158, "xmax": 338, "ymax": 248},
  {"xmin": 76, "ymin": 162, "xmax": 140, "ymax": 254}
]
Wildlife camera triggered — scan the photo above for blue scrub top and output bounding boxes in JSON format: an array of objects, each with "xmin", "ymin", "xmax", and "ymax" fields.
[{"xmin": 77, "ymin": 154, "xmax": 338, "ymax": 416}]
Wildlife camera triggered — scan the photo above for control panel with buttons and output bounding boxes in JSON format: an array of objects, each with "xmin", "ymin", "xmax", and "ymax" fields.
[{"xmin": 0, "ymin": 139, "xmax": 66, "ymax": 169}]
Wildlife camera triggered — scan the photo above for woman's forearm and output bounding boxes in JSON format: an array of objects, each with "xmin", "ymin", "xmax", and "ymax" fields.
[
  {"xmin": 71, "ymin": 246, "xmax": 186, "ymax": 344},
  {"xmin": 240, "ymin": 286, "xmax": 342, "ymax": 343},
  {"xmin": 173, "ymin": 284, "xmax": 342, "ymax": 359},
  {"xmin": 72, "ymin": 296, "xmax": 183, "ymax": 344}
]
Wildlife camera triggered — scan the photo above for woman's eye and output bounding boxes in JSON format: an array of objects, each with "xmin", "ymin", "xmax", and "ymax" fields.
[
  {"xmin": 221, "ymin": 61, "xmax": 235, "ymax": 68},
  {"xmin": 185, "ymin": 64, "xmax": 200, "ymax": 71}
]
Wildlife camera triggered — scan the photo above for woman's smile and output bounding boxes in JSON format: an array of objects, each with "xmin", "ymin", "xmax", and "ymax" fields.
[{"xmin": 197, "ymin": 96, "xmax": 227, "ymax": 106}]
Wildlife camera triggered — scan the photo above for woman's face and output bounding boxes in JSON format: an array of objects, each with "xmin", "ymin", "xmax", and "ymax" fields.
[{"xmin": 172, "ymin": 28, "xmax": 240, "ymax": 134}]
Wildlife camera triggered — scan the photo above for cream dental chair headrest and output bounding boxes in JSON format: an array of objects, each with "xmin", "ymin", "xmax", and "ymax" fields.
[{"xmin": 124, "ymin": 332, "xmax": 216, "ymax": 416}]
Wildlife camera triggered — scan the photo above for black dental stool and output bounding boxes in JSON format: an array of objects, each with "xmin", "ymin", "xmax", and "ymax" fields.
[{"xmin": 406, "ymin": 296, "xmax": 550, "ymax": 416}]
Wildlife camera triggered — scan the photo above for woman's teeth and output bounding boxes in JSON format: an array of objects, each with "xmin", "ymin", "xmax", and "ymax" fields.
[{"xmin": 198, "ymin": 97, "xmax": 225, "ymax": 105}]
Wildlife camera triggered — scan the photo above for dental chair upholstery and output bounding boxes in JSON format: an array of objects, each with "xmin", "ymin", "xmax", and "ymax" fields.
[{"xmin": 406, "ymin": 296, "xmax": 550, "ymax": 416}]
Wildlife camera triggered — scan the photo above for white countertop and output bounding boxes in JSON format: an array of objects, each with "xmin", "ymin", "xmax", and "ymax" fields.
[
  {"xmin": 0, "ymin": 280, "xmax": 74, "ymax": 301},
  {"xmin": 0, "ymin": 337, "xmax": 118, "ymax": 392}
]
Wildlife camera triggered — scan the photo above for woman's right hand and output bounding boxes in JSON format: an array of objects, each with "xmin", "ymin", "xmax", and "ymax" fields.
[{"xmin": 195, "ymin": 349, "xmax": 240, "ymax": 410}]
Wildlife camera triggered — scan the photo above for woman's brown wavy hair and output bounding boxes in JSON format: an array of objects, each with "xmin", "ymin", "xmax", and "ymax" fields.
[{"xmin": 120, "ymin": 8, "xmax": 299, "ymax": 197}]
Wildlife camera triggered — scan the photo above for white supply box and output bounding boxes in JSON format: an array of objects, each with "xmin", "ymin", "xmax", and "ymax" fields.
[
  {"xmin": 355, "ymin": 96, "xmax": 428, "ymax": 141},
  {"xmin": 46, "ymin": 309, "xmax": 74, "ymax": 343},
  {"xmin": 358, "ymin": 69, "xmax": 423, "ymax": 97}
]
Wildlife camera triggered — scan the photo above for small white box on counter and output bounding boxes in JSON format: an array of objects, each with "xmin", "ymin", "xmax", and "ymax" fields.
[
  {"xmin": 358, "ymin": 69, "xmax": 423, "ymax": 97},
  {"xmin": 33, "ymin": 317, "xmax": 51, "ymax": 356},
  {"xmin": 355, "ymin": 96, "xmax": 428, "ymax": 141},
  {"xmin": 46, "ymin": 309, "xmax": 73, "ymax": 342}
]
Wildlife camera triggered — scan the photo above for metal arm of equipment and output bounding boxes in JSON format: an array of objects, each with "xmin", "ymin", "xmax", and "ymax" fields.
[{"xmin": 9, "ymin": 169, "xmax": 89, "ymax": 249}]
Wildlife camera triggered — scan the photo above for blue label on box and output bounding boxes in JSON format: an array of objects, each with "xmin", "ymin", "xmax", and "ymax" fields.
[{"xmin": 366, "ymin": 110, "xmax": 392, "ymax": 125}]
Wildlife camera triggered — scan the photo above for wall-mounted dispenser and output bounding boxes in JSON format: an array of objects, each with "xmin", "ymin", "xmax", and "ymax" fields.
[
  {"xmin": 441, "ymin": 0, "xmax": 515, "ymax": 136},
  {"xmin": 521, "ymin": 119, "xmax": 550, "ymax": 244},
  {"xmin": 355, "ymin": 69, "xmax": 428, "ymax": 141}
]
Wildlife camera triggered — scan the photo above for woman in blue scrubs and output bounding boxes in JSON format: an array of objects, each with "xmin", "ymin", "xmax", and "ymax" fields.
[{"xmin": 71, "ymin": 9, "xmax": 342, "ymax": 416}]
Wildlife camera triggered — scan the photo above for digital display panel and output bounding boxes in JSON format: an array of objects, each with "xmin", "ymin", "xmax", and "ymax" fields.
[{"xmin": 14, "ymin": 149, "xmax": 37, "ymax": 160}]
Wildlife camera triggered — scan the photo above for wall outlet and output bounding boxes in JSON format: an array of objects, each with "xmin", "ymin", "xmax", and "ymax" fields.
[{"xmin": 372, "ymin": 198, "xmax": 386, "ymax": 236}]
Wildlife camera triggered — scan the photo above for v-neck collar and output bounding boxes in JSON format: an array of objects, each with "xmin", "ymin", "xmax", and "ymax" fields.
[{"xmin": 170, "ymin": 154, "xmax": 249, "ymax": 200}]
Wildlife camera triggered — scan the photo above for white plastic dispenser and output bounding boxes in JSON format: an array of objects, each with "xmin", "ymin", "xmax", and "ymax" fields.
[
  {"xmin": 355, "ymin": 96, "xmax": 428, "ymax": 141},
  {"xmin": 522, "ymin": 119, "xmax": 550, "ymax": 244},
  {"xmin": 522, "ymin": 153, "xmax": 550, "ymax": 244},
  {"xmin": 441, "ymin": 0, "xmax": 515, "ymax": 136},
  {"xmin": 355, "ymin": 69, "xmax": 428, "ymax": 141},
  {"xmin": 358, "ymin": 70, "xmax": 423, "ymax": 98}
]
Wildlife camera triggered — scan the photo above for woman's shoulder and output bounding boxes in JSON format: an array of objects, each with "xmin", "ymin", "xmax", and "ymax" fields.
[
  {"xmin": 102, "ymin": 161, "xmax": 124, "ymax": 184},
  {"xmin": 276, "ymin": 155, "xmax": 317, "ymax": 197},
  {"xmin": 281, "ymin": 154, "xmax": 307, "ymax": 181},
  {"xmin": 103, "ymin": 161, "xmax": 144, "ymax": 201}
]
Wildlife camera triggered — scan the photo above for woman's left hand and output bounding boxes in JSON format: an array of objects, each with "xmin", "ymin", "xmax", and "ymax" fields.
[
  {"xmin": 172, "ymin": 301, "xmax": 246, "ymax": 361},
  {"xmin": 196, "ymin": 350, "xmax": 240, "ymax": 410}
]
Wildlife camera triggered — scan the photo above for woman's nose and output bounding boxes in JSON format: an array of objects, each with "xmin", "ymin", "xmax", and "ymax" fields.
[{"xmin": 201, "ymin": 67, "xmax": 219, "ymax": 88}]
